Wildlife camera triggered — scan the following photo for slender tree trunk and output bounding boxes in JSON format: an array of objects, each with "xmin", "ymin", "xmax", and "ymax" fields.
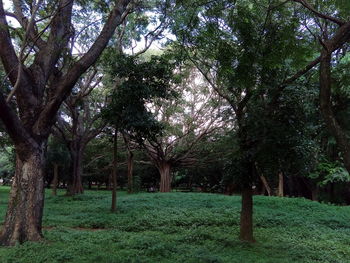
[
  {"xmin": 260, "ymin": 176, "xmax": 271, "ymax": 196},
  {"xmin": 0, "ymin": 145, "xmax": 46, "ymax": 246},
  {"xmin": 111, "ymin": 129, "xmax": 118, "ymax": 212},
  {"xmin": 127, "ymin": 150, "xmax": 134, "ymax": 193},
  {"xmin": 239, "ymin": 186, "xmax": 255, "ymax": 242},
  {"xmin": 52, "ymin": 163, "xmax": 59, "ymax": 196},
  {"xmin": 158, "ymin": 162, "xmax": 171, "ymax": 192},
  {"xmin": 277, "ymin": 172, "xmax": 284, "ymax": 197}
]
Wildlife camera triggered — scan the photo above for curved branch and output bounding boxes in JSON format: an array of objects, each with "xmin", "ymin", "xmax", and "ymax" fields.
[
  {"xmin": 33, "ymin": 0, "xmax": 133, "ymax": 135},
  {"xmin": 292, "ymin": 0, "xmax": 345, "ymax": 26}
]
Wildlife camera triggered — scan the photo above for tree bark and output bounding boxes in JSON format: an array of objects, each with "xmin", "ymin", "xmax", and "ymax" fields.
[
  {"xmin": 111, "ymin": 129, "xmax": 118, "ymax": 212},
  {"xmin": 260, "ymin": 175, "xmax": 271, "ymax": 196},
  {"xmin": 52, "ymin": 163, "xmax": 59, "ymax": 196},
  {"xmin": 239, "ymin": 186, "xmax": 255, "ymax": 242},
  {"xmin": 127, "ymin": 150, "xmax": 134, "ymax": 193},
  {"xmin": 67, "ymin": 142, "xmax": 84, "ymax": 195},
  {"xmin": 0, "ymin": 145, "xmax": 45, "ymax": 246},
  {"xmin": 277, "ymin": 172, "xmax": 284, "ymax": 197},
  {"xmin": 158, "ymin": 162, "xmax": 172, "ymax": 192}
]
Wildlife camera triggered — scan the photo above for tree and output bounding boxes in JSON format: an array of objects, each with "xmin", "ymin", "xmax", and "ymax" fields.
[
  {"xmin": 142, "ymin": 66, "xmax": 228, "ymax": 192},
  {"xmin": 102, "ymin": 52, "xmax": 176, "ymax": 210},
  {"xmin": 45, "ymin": 136, "xmax": 70, "ymax": 195},
  {"xmin": 55, "ymin": 68, "xmax": 106, "ymax": 195},
  {"xmin": 0, "ymin": 0, "xmax": 133, "ymax": 246},
  {"xmin": 169, "ymin": 0, "xmax": 319, "ymax": 242}
]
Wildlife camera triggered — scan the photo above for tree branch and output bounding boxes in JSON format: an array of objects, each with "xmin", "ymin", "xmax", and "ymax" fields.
[
  {"xmin": 33, "ymin": 0, "xmax": 133, "ymax": 135},
  {"xmin": 0, "ymin": 91, "xmax": 37, "ymax": 155},
  {"xmin": 292, "ymin": 0, "xmax": 345, "ymax": 26}
]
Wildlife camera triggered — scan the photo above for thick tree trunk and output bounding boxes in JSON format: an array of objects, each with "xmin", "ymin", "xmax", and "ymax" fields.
[
  {"xmin": 67, "ymin": 143, "xmax": 84, "ymax": 195},
  {"xmin": 277, "ymin": 172, "xmax": 284, "ymax": 197},
  {"xmin": 127, "ymin": 150, "xmax": 134, "ymax": 193},
  {"xmin": 158, "ymin": 162, "xmax": 171, "ymax": 192},
  {"xmin": 111, "ymin": 130, "xmax": 118, "ymax": 212},
  {"xmin": 52, "ymin": 163, "xmax": 59, "ymax": 196},
  {"xmin": 239, "ymin": 186, "xmax": 255, "ymax": 242},
  {"xmin": 0, "ymin": 146, "xmax": 45, "ymax": 246}
]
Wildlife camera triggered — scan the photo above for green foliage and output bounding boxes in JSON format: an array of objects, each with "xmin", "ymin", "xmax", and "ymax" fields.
[
  {"xmin": 45, "ymin": 137, "xmax": 71, "ymax": 184},
  {"xmin": 0, "ymin": 147, "xmax": 14, "ymax": 184},
  {"xmin": 309, "ymin": 161, "xmax": 350, "ymax": 187},
  {"xmin": 1, "ymin": 188, "xmax": 350, "ymax": 262},
  {"xmin": 169, "ymin": 0, "xmax": 320, "ymax": 186},
  {"xmin": 102, "ymin": 52, "xmax": 177, "ymax": 141}
]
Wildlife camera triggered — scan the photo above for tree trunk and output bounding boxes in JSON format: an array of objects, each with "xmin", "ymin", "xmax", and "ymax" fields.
[
  {"xmin": 67, "ymin": 143, "xmax": 84, "ymax": 196},
  {"xmin": 319, "ymin": 49, "xmax": 350, "ymax": 173},
  {"xmin": 260, "ymin": 176, "xmax": 271, "ymax": 196},
  {"xmin": 52, "ymin": 163, "xmax": 59, "ymax": 196},
  {"xmin": 311, "ymin": 186, "xmax": 319, "ymax": 201},
  {"xmin": 158, "ymin": 162, "xmax": 171, "ymax": 192},
  {"xmin": 239, "ymin": 186, "xmax": 255, "ymax": 242},
  {"xmin": 111, "ymin": 129, "xmax": 118, "ymax": 212},
  {"xmin": 277, "ymin": 172, "xmax": 284, "ymax": 197},
  {"xmin": 0, "ymin": 146, "xmax": 45, "ymax": 246},
  {"xmin": 127, "ymin": 150, "xmax": 134, "ymax": 193}
]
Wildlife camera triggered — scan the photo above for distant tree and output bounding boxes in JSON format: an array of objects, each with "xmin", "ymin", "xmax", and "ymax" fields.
[
  {"xmin": 54, "ymin": 68, "xmax": 106, "ymax": 195},
  {"xmin": 142, "ymin": 67, "xmax": 229, "ymax": 192},
  {"xmin": 46, "ymin": 136, "xmax": 70, "ymax": 195}
]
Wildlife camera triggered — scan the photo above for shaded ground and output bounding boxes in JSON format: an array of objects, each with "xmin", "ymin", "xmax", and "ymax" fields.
[{"xmin": 0, "ymin": 186, "xmax": 349, "ymax": 263}]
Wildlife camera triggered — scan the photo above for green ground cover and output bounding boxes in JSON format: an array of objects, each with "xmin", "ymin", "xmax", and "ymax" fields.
[{"xmin": 0, "ymin": 186, "xmax": 349, "ymax": 263}]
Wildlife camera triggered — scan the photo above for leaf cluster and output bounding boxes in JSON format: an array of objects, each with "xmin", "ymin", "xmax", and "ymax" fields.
[{"xmin": 102, "ymin": 52, "xmax": 177, "ymax": 142}]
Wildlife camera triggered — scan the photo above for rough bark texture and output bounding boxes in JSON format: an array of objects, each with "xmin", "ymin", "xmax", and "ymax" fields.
[
  {"xmin": 0, "ymin": 145, "xmax": 45, "ymax": 246},
  {"xmin": 158, "ymin": 162, "xmax": 172, "ymax": 192},
  {"xmin": 239, "ymin": 186, "xmax": 255, "ymax": 242}
]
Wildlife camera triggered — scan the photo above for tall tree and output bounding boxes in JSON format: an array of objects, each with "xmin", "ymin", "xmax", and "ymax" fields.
[
  {"xmin": 169, "ymin": 0, "xmax": 319, "ymax": 242},
  {"xmin": 0, "ymin": 0, "xmax": 133, "ymax": 246}
]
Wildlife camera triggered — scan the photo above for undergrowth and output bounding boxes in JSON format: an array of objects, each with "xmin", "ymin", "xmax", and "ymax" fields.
[{"xmin": 0, "ymin": 186, "xmax": 349, "ymax": 263}]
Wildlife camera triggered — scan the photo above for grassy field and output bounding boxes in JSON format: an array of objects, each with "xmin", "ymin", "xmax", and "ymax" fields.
[{"xmin": 0, "ymin": 186, "xmax": 350, "ymax": 263}]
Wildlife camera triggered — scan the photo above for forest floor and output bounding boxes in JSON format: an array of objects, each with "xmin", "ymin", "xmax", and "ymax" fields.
[{"xmin": 0, "ymin": 186, "xmax": 350, "ymax": 263}]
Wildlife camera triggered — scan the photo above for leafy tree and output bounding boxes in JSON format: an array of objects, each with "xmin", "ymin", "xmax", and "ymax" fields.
[
  {"xmin": 102, "ymin": 52, "xmax": 176, "ymax": 210},
  {"xmin": 0, "ymin": 0, "xmax": 133, "ymax": 245},
  {"xmin": 169, "ymin": 0, "xmax": 318, "ymax": 242}
]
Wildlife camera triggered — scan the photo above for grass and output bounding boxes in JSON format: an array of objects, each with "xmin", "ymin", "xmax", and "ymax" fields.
[{"xmin": 0, "ymin": 186, "xmax": 350, "ymax": 263}]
